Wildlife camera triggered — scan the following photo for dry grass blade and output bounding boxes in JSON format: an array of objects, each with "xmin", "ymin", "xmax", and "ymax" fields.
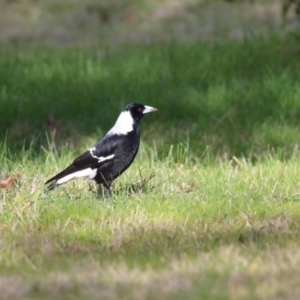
[{"xmin": 127, "ymin": 169, "xmax": 155, "ymax": 193}]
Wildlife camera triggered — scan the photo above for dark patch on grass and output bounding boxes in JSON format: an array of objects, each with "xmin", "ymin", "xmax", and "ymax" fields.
[{"xmin": 2, "ymin": 37, "xmax": 300, "ymax": 160}]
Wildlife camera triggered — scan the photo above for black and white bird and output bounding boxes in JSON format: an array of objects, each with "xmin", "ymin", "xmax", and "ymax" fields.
[{"xmin": 45, "ymin": 103, "xmax": 157, "ymax": 192}]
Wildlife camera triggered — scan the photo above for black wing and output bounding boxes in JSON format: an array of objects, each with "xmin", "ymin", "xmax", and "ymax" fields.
[
  {"xmin": 73, "ymin": 134, "xmax": 120, "ymax": 167},
  {"xmin": 45, "ymin": 134, "xmax": 120, "ymax": 187}
]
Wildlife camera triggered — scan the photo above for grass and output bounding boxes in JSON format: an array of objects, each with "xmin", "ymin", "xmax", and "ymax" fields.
[
  {"xmin": 2, "ymin": 36, "xmax": 300, "ymax": 159},
  {"xmin": 0, "ymin": 0, "xmax": 291, "ymax": 46},
  {"xmin": 2, "ymin": 146, "xmax": 300, "ymax": 299},
  {"xmin": 1, "ymin": 9, "xmax": 300, "ymax": 298}
]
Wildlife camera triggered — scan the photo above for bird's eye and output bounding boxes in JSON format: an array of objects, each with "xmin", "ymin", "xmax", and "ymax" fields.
[{"xmin": 137, "ymin": 107, "xmax": 144, "ymax": 112}]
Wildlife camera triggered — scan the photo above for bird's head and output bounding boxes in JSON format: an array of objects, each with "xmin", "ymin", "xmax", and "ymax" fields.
[
  {"xmin": 107, "ymin": 103, "xmax": 157, "ymax": 136},
  {"xmin": 124, "ymin": 103, "xmax": 157, "ymax": 123}
]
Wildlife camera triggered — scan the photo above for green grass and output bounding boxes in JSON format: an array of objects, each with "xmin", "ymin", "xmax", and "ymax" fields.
[
  {"xmin": 2, "ymin": 35, "xmax": 300, "ymax": 299},
  {"xmin": 2, "ymin": 36, "xmax": 300, "ymax": 159},
  {"xmin": 2, "ymin": 146, "xmax": 300, "ymax": 299}
]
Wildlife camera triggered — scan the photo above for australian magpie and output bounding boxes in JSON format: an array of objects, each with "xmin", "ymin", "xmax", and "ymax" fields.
[{"xmin": 45, "ymin": 103, "xmax": 157, "ymax": 192}]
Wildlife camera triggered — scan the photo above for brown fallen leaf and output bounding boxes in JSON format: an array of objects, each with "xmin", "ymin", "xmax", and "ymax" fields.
[
  {"xmin": 46, "ymin": 114, "xmax": 61, "ymax": 131},
  {"xmin": 101, "ymin": 12, "xmax": 110, "ymax": 23},
  {"xmin": 125, "ymin": 12, "xmax": 136, "ymax": 23},
  {"xmin": 177, "ymin": 182, "xmax": 196, "ymax": 192},
  {"xmin": 0, "ymin": 174, "xmax": 21, "ymax": 189}
]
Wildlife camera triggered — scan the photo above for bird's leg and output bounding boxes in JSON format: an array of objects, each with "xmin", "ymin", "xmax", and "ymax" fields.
[
  {"xmin": 97, "ymin": 183, "xmax": 112, "ymax": 199},
  {"xmin": 104, "ymin": 187, "xmax": 112, "ymax": 198},
  {"xmin": 97, "ymin": 184, "xmax": 105, "ymax": 198}
]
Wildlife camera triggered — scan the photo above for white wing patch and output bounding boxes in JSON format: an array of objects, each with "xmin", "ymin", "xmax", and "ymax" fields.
[
  {"xmin": 89, "ymin": 147, "xmax": 115, "ymax": 162},
  {"xmin": 55, "ymin": 152, "xmax": 114, "ymax": 186},
  {"xmin": 107, "ymin": 111, "xmax": 133, "ymax": 135},
  {"xmin": 56, "ymin": 154, "xmax": 115, "ymax": 185},
  {"xmin": 56, "ymin": 168, "xmax": 98, "ymax": 185}
]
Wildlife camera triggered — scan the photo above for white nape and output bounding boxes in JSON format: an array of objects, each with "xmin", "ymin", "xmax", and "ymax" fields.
[
  {"xmin": 56, "ymin": 168, "xmax": 97, "ymax": 185},
  {"xmin": 107, "ymin": 111, "xmax": 133, "ymax": 135},
  {"xmin": 89, "ymin": 148, "xmax": 115, "ymax": 162}
]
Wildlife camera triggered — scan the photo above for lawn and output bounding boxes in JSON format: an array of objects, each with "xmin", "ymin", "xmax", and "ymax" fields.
[
  {"xmin": 2, "ymin": 147, "xmax": 300, "ymax": 299},
  {"xmin": 1, "ymin": 1, "xmax": 300, "ymax": 299}
]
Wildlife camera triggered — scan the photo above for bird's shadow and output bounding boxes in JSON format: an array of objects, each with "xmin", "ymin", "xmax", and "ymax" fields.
[
  {"xmin": 42, "ymin": 170, "xmax": 156, "ymax": 201},
  {"xmin": 117, "ymin": 171, "xmax": 155, "ymax": 195},
  {"xmin": 90, "ymin": 170, "xmax": 155, "ymax": 199}
]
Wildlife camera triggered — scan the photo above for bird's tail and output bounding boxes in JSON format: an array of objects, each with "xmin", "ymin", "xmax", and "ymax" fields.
[
  {"xmin": 44, "ymin": 165, "xmax": 76, "ymax": 192},
  {"xmin": 45, "ymin": 165, "xmax": 91, "ymax": 192},
  {"xmin": 45, "ymin": 180, "xmax": 58, "ymax": 191}
]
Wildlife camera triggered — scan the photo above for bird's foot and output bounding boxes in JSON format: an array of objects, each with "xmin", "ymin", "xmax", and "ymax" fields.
[{"xmin": 97, "ymin": 185, "xmax": 112, "ymax": 199}]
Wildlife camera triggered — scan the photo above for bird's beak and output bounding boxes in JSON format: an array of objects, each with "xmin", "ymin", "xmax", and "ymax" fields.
[{"xmin": 143, "ymin": 105, "xmax": 157, "ymax": 114}]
